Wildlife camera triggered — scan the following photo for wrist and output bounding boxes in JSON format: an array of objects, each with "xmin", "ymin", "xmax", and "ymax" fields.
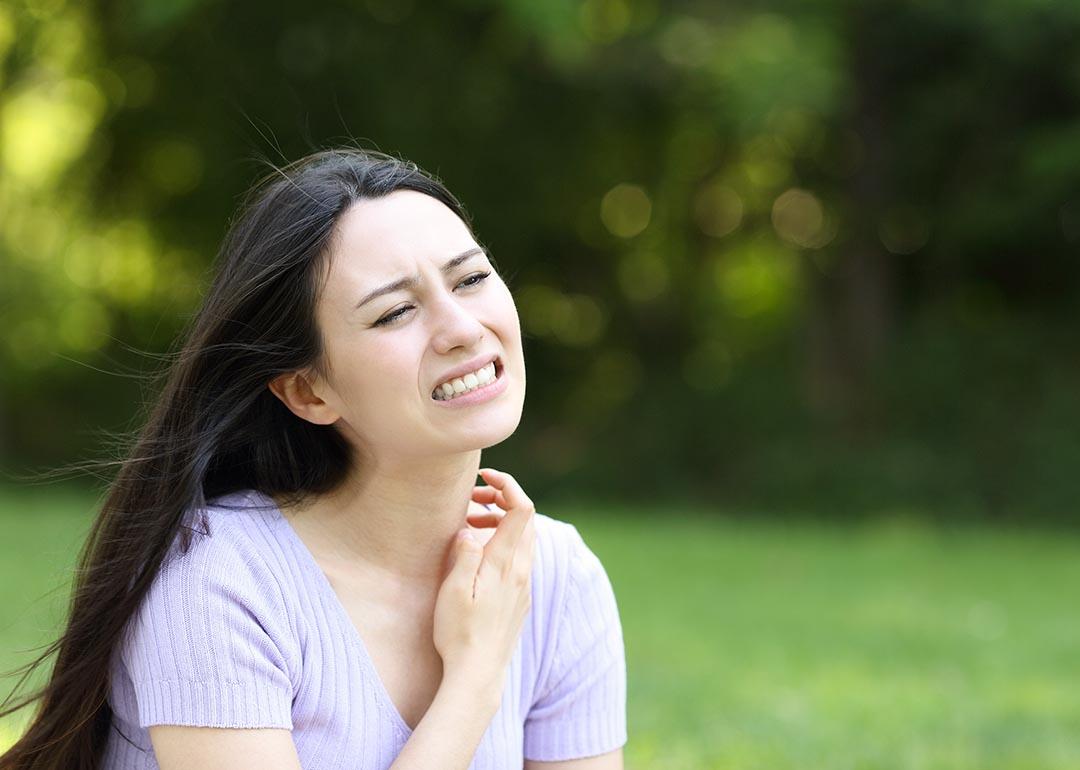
[{"xmin": 438, "ymin": 669, "xmax": 504, "ymax": 715}]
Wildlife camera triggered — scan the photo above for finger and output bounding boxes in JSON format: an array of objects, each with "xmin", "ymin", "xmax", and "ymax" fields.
[
  {"xmin": 467, "ymin": 498, "xmax": 496, "ymax": 516},
  {"xmin": 448, "ymin": 529, "xmax": 483, "ymax": 599},
  {"xmin": 478, "ymin": 468, "xmax": 535, "ymax": 514},
  {"xmin": 477, "ymin": 468, "xmax": 535, "ymax": 574},
  {"xmin": 465, "ymin": 512, "xmax": 503, "ymax": 528},
  {"xmin": 467, "ymin": 488, "xmax": 505, "ymax": 528},
  {"xmin": 511, "ymin": 515, "xmax": 537, "ymax": 573},
  {"xmin": 469, "ymin": 490, "xmax": 505, "ymax": 522},
  {"xmin": 471, "ymin": 485, "xmax": 513, "ymax": 513},
  {"xmin": 470, "ymin": 485, "xmax": 502, "ymax": 506}
]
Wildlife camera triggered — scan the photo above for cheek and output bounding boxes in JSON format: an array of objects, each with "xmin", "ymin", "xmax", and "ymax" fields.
[
  {"xmin": 331, "ymin": 340, "xmax": 417, "ymax": 403},
  {"xmin": 369, "ymin": 345, "xmax": 419, "ymax": 386}
]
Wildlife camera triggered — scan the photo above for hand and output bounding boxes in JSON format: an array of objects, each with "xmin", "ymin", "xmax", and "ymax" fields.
[
  {"xmin": 465, "ymin": 499, "xmax": 505, "ymax": 531},
  {"xmin": 432, "ymin": 467, "xmax": 536, "ymax": 697}
]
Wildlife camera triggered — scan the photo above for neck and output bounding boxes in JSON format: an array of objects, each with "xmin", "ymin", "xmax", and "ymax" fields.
[{"xmin": 277, "ymin": 451, "xmax": 482, "ymax": 595}]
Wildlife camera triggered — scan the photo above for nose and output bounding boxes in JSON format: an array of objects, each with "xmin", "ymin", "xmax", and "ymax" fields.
[{"xmin": 429, "ymin": 287, "xmax": 485, "ymax": 353}]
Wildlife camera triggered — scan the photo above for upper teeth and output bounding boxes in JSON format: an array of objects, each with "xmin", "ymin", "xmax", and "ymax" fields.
[{"xmin": 433, "ymin": 361, "xmax": 497, "ymax": 400}]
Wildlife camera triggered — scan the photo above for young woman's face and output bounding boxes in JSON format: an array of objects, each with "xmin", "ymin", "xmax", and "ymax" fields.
[{"xmin": 310, "ymin": 189, "xmax": 526, "ymax": 459}]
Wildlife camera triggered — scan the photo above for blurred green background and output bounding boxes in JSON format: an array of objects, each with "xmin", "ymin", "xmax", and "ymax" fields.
[{"xmin": 1, "ymin": 0, "xmax": 1078, "ymax": 767}]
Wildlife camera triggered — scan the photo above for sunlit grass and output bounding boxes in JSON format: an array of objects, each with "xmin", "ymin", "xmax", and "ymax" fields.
[
  {"xmin": 1, "ymin": 486, "xmax": 1078, "ymax": 767},
  {"xmin": 0, "ymin": 483, "xmax": 94, "ymax": 753},
  {"xmin": 572, "ymin": 508, "xmax": 1080, "ymax": 769}
]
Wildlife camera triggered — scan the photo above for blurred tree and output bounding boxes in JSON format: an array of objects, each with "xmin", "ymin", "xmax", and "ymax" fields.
[{"xmin": 2, "ymin": 0, "xmax": 1079, "ymax": 520}]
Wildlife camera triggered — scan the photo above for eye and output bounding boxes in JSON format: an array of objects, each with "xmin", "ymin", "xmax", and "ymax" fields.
[
  {"xmin": 372, "ymin": 272, "xmax": 492, "ymax": 327},
  {"xmin": 458, "ymin": 271, "xmax": 491, "ymax": 289},
  {"xmin": 373, "ymin": 305, "xmax": 413, "ymax": 327}
]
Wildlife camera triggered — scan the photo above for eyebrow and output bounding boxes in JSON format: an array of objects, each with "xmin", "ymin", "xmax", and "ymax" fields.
[{"xmin": 354, "ymin": 247, "xmax": 487, "ymax": 310}]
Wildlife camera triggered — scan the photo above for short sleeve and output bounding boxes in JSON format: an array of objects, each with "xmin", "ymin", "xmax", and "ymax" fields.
[
  {"xmin": 524, "ymin": 523, "xmax": 628, "ymax": 761},
  {"xmin": 117, "ymin": 518, "xmax": 296, "ymax": 729}
]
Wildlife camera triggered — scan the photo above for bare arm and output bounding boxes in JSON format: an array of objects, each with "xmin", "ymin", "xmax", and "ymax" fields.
[
  {"xmin": 525, "ymin": 748, "xmax": 624, "ymax": 770},
  {"xmin": 148, "ymin": 725, "xmax": 303, "ymax": 770},
  {"xmin": 387, "ymin": 675, "xmax": 502, "ymax": 770}
]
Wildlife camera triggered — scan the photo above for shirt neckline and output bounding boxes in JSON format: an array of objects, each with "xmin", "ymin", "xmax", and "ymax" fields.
[{"xmin": 244, "ymin": 489, "xmax": 417, "ymax": 738}]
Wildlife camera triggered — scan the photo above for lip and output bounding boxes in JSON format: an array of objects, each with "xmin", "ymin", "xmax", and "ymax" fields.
[
  {"xmin": 432, "ymin": 360, "xmax": 507, "ymax": 408},
  {"xmin": 431, "ymin": 353, "xmax": 500, "ymax": 394}
]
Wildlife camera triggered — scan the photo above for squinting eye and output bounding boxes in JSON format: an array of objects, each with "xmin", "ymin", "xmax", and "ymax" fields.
[
  {"xmin": 372, "ymin": 272, "xmax": 492, "ymax": 327},
  {"xmin": 458, "ymin": 271, "xmax": 491, "ymax": 289},
  {"xmin": 374, "ymin": 305, "xmax": 413, "ymax": 326}
]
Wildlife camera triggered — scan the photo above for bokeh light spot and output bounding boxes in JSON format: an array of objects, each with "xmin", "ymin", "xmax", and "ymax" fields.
[
  {"xmin": 2, "ymin": 78, "xmax": 106, "ymax": 187},
  {"xmin": 772, "ymin": 188, "xmax": 834, "ymax": 248},
  {"xmin": 659, "ymin": 16, "xmax": 713, "ymax": 68},
  {"xmin": 64, "ymin": 234, "xmax": 108, "ymax": 289},
  {"xmin": 580, "ymin": 0, "xmax": 631, "ymax": 43},
  {"xmin": 694, "ymin": 181, "xmax": 744, "ymax": 238},
  {"xmin": 713, "ymin": 240, "xmax": 797, "ymax": 318},
  {"xmin": 519, "ymin": 285, "xmax": 608, "ymax": 347},
  {"xmin": 601, "ymin": 183, "xmax": 652, "ymax": 238}
]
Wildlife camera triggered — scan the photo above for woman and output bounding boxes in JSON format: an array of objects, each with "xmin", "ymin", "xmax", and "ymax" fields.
[{"xmin": 0, "ymin": 148, "xmax": 627, "ymax": 769}]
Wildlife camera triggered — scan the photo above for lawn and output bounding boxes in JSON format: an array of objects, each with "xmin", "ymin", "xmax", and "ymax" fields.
[{"xmin": 1, "ymin": 485, "xmax": 1078, "ymax": 768}]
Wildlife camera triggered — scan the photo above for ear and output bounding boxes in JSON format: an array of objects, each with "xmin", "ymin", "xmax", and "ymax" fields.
[{"xmin": 267, "ymin": 368, "xmax": 340, "ymax": 425}]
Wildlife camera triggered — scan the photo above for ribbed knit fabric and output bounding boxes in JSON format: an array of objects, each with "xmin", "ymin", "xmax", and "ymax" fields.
[{"xmin": 103, "ymin": 489, "xmax": 627, "ymax": 768}]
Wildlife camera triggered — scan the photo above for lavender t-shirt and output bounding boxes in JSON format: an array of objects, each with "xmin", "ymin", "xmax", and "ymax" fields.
[{"xmin": 103, "ymin": 489, "xmax": 627, "ymax": 768}]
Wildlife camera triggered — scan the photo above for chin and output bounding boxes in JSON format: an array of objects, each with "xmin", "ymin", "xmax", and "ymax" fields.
[
  {"xmin": 480, "ymin": 407, "xmax": 526, "ymax": 446},
  {"xmin": 460, "ymin": 401, "xmax": 524, "ymax": 450}
]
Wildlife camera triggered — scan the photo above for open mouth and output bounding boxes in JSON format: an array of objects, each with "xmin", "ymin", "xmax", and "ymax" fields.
[{"xmin": 431, "ymin": 356, "xmax": 503, "ymax": 401}]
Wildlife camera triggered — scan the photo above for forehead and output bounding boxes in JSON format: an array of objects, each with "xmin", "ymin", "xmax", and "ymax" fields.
[{"xmin": 328, "ymin": 189, "xmax": 475, "ymax": 284}]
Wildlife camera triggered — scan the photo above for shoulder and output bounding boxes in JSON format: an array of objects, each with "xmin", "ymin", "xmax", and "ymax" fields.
[
  {"xmin": 126, "ymin": 490, "xmax": 296, "ymax": 652},
  {"xmin": 160, "ymin": 491, "xmax": 287, "ymax": 593},
  {"xmin": 115, "ymin": 491, "xmax": 302, "ymax": 728},
  {"xmin": 522, "ymin": 512, "xmax": 627, "ymax": 761},
  {"xmin": 526, "ymin": 511, "xmax": 618, "ymax": 632},
  {"xmin": 533, "ymin": 511, "xmax": 609, "ymax": 590}
]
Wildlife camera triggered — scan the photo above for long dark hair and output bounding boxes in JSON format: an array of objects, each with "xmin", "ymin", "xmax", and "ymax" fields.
[{"xmin": 0, "ymin": 147, "xmax": 478, "ymax": 769}]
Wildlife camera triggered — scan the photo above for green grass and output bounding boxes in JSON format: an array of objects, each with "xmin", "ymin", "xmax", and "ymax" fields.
[
  {"xmin": 0, "ymin": 484, "xmax": 99, "ymax": 753},
  {"xmin": 2, "ymin": 486, "xmax": 1078, "ymax": 768}
]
